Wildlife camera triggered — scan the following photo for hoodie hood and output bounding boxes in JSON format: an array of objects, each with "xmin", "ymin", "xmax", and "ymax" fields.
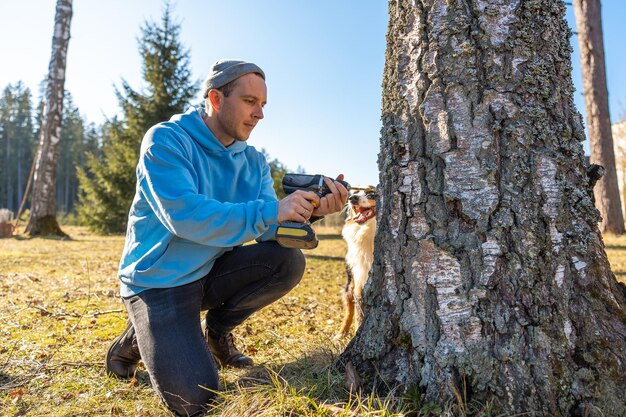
[{"xmin": 170, "ymin": 106, "xmax": 248, "ymax": 155}]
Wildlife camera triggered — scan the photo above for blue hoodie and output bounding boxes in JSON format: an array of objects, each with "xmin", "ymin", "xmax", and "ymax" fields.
[{"xmin": 118, "ymin": 106, "xmax": 279, "ymax": 297}]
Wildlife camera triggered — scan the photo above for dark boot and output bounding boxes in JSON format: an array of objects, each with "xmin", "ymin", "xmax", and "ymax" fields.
[
  {"xmin": 105, "ymin": 320, "xmax": 141, "ymax": 378},
  {"xmin": 204, "ymin": 328, "xmax": 253, "ymax": 369}
]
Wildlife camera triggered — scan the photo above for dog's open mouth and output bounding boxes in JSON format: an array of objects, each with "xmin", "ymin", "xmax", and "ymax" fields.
[{"xmin": 353, "ymin": 206, "xmax": 376, "ymax": 224}]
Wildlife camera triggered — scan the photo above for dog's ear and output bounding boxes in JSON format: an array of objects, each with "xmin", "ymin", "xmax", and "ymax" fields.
[{"xmin": 364, "ymin": 185, "xmax": 376, "ymax": 193}]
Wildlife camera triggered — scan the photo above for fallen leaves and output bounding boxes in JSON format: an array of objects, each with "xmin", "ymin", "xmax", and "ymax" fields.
[
  {"xmin": 105, "ymin": 377, "xmax": 138, "ymax": 399},
  {"xmin": 9, "ymin": 387, "xmax": 26, "ymax": 403}
]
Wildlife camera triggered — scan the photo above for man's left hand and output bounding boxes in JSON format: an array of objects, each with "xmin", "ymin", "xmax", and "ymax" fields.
[{"xmin": 312, "ymin": 174, "xmax": 349, "ymax": 217}]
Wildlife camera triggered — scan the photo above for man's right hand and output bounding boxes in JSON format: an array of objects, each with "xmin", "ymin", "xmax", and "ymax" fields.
[{"xmin": 278, "ymin": 190, "xmax": 321, "ymax": 223}]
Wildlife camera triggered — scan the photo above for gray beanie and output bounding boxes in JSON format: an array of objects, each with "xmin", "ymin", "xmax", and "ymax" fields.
[{"xmin": 202, "ymin": 59, "xmax": 265, "ymax": 98}]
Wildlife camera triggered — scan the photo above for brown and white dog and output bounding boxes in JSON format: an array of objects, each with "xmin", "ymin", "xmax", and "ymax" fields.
[{"xmin": 337, "ymin": 186, "xmax": 377, "ymax": 338}]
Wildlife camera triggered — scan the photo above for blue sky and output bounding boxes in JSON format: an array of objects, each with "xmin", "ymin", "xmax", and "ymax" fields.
[{"xmin": 0, "ymin": 1, "xmax": 624, "ymax": 187}]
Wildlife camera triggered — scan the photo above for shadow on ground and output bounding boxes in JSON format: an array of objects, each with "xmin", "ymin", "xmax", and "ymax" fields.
[
  {"xmin": 7, "ymin": 233, "xmax": 74, "ymax": 242},
  {"xmin": 231, "ymin": 348, "xmax": 348, "ymax": 400},
  {"xmin": 306, "ymin": 254, "xmax": 344, "ymax": 262},
  {"xmin": 317, "ymin": 234, "xmax": 343, "ymax": 241}
]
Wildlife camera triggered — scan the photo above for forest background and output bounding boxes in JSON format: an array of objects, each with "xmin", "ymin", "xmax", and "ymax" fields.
[{"xmin": 1, "ymin": 1, "xmax": 626, "ymax": 228}]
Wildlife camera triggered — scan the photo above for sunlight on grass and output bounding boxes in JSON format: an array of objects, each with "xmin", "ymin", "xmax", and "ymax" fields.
[{"xmin": 0, "ymin": 226, "xmax": 624, "ymax": 416}]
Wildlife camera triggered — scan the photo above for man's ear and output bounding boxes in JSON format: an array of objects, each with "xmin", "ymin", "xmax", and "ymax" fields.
[{"xmin": 207, "ymin": 89, "xmax": 222, "ymax": 112}]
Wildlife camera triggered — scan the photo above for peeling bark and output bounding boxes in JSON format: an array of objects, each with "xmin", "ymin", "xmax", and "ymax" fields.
[
  {"xmin": 342, "ymin": 1, "xmax": 626, "ymax": 415},
  {"xmin": 26, "ymin": 0, "xmax": 72, "ymax": 237},
  {"xmin": 573, "ymin": 0, "xmax": 624, "ymax": 234}
]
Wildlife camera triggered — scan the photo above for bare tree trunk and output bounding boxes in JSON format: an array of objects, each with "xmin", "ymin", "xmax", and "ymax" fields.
[
  {"xmin": 613, "ymin": 120, "xmax": 626, "ymax": 218},
  {"xmin": 5, "ymin": 129, "xmax": 12, "ymax": 211},
  {"xmin": 342, "ymin": 1, "xmax": 626, "ymax": 416},
  {"xmin": 26, "ymin": 0, "xmax": 72, "ymax": 236},
  {"xmin": 573, "ymin": 0, "xmax": 624, "ymax": 234},
  {"xmin": 17, "ymin": 139, "xmax": 23, "ymax": 213},
  {"xmin": 64, "ymin": 160, "xmax": 70, "ymax": 214}
]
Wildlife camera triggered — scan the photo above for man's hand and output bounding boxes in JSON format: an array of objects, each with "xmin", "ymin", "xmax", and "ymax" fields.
[
  {"xmin": 278, "ymin": 190, "xmax": 320, "ymax": 223},
  {"xmin": 312, "ymin": 174, "xmax": 349, "ymax": 217}
]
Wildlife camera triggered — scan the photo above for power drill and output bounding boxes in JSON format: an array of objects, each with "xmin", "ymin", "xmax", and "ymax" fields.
[{"xmin": 275, "ymin": 174, "xmax": 350, "ymax": 249}]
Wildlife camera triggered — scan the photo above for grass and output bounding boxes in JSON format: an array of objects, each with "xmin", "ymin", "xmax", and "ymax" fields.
[{"xmin": 1, "ymin": 225, "xmax": 625, "ymax": 417}]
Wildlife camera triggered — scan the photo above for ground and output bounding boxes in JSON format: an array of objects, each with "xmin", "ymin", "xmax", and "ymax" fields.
[{"xmin": 1, "ymin": 226, "xmax": 625, "ymax": 417}]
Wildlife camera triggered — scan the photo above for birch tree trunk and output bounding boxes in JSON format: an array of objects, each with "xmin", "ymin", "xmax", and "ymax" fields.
[
  {"xmin": 26, "ymin": 0, "xmax": 72, "ymax": 236},
  {"xmin": 342, "ymin": 1, "xmax": 626, "ymax": 415},
  {"xmin": 573, "ymin": 0, "xmax": 624, "ymax": 234}
]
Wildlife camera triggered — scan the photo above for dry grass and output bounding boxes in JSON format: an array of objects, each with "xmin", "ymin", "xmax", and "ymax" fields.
[
  {"xmin": 0, "ymin": 225, "xmax": 357, "ymax": 417},
  {"xmin": 1, "ymin": 225, "xmax": 625, "ymax": 416},
  {"xmin": 602, "ymin": 233, "xmax": 626, "ymax": 284}
]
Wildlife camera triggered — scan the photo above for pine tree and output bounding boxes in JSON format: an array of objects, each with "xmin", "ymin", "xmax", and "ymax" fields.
[
  {"xmin": 56, "ymin": 93, "xmax": 88, "ymax": 215},
  {"xmin": 0, "ymin": 83, "xmax": 36, "ymax": 214},
  {"xmin": 573, "ymin": 0, "xmax": 624, "ymax": 233},
  {"xmin": 260, "ymin": 149, "xmax": 288, "ymax": 199},
  {"xmin": 77, "ymin": 5, "xmax": 196, "ymax": 233}
]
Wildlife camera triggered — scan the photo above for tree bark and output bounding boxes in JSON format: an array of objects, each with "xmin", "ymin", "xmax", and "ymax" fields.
[
  {"xmin": 613, "ymin": 120, "xmax": 626, "ymax": 219},
  {"xmin": 573, "ymin": 0, "xmax": 624, "ymax": 234},
  {"xmin": 17, "ymin": 136, "xmax": 23, "ymax": 213},
  {"xmin": 342, "ymin": 1, "xmax": 626, "ymax": 416},
  {"xmin": 5, "ymin": 124, "xmax": 12, "ymax": 211},
  {"xmin": 26, "ymin": 0, "xmax": 72, "ymax": 236}
]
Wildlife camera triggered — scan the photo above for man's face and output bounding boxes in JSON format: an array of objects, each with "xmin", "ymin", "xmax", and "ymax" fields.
[{"xmin": 214, "ymin": 73, "xmax": 267, "ymax": 146}]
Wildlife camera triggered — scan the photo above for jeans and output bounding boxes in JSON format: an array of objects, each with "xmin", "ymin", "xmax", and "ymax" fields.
[{"xmin": 122, "ymin": 241, "xmax": 305, "ymax": 416}]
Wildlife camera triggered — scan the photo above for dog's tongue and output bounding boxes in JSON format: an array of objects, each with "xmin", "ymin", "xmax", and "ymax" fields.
[{"xmin": 354, "ymin": 208, "xmax": 373, "ymax": 224}]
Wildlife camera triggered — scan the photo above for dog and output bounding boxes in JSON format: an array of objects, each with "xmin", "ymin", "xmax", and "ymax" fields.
[{"xmin": 337, "ymin": 186, "xmax": 377, "ymax": 338}]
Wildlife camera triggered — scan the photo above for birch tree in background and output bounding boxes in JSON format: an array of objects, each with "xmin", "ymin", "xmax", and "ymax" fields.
[
  {"xmin": 573, "ymin": 0, "xmax": 624, "ymax": 233},
  {"xmin": 26, "ymin": 0, "xmax": 72, "ymax": 236},
  {"xmin": 342, "ymin": 1, "xmax": 626, "ymax": 415}
]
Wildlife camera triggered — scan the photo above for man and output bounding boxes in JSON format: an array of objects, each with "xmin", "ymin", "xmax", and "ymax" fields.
[{"xmin": 105, "ymin": 59, "xmax": 349, "ymax": 416}]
